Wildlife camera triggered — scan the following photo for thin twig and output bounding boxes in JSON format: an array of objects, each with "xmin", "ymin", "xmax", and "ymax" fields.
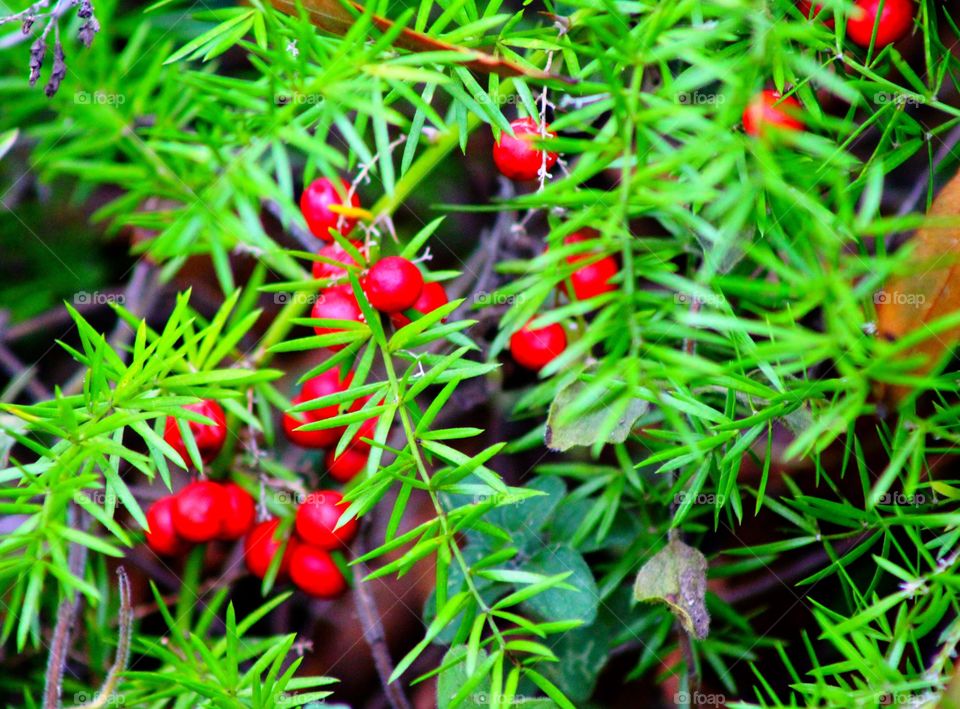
[
  {"xmin": 0, "ymin": 294, "xmax": 121, "ymax": 342},
  {"xmin": 43, "ymin": 506, "xmax": 89, "ymax": 709},
  {"xmin": 64, "ymin": 567, "xmax": 132, "ymax": 709},
  {"xmin": 0, "ymin": 338, "xmax": 51, "ymax": 400},
  {"xmin": 351, "ymin": 526, "xmax": 412, "ymax": 709},
  {"xmin": 263, "ymin": 199, "xmax": 316, "ymax": 251}
]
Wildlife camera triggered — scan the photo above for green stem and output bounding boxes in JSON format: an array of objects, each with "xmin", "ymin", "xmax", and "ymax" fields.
[
  {"xmin": 377, "ymin": 342, "xmax": 507, "ymax": 652},
  {"xmin": 175, "ymin": 545, "xmax": 205, "ymax": 636}
]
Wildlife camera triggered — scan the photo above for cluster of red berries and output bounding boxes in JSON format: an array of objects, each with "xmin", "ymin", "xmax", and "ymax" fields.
[
  {"xmin": 282, "ymin": 366, "xmax": 373, "ymax": 482},
  {"xmin": 488, "ymin": 118, "xmax": 620, "ymax": 374},
  {"xmin": 743, "ymin": 0, "xmax": 915, "ymax": 137},
  {"xmin": 507, "ymin": 231, "xmax": 620, "ymax": 372},
  {"xmin": 244, "ymin": 490, "xmax": 356, "ymax": 598},
  {"xmin": 147, "ymin": 392, "xmax": 360, "ymax": 600},
  {"xmin": 299, "ymin": 177, "xmax": 450, "ymax": 346},
  {"xmin": 145, "ymin": 480, "xmax": 256, "ymax": 555}
]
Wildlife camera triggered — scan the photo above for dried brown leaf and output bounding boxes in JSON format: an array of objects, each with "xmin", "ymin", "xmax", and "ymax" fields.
[
  {"xmin": 267, "ymin": 0, "xmax": 553, "ymax": 79},
  {"xmin": 876, "ymin": 171, "xmax": 960, "ymax": 404}
]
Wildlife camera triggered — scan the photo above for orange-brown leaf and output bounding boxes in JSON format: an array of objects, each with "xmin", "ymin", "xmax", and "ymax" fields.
[
  {"xmin": 268, "ymin": 0, "xmax": 550, "ymax": 79},
  {"xmin": 876, "ymin": 170, "xmax": 960, "ymax": 404}
]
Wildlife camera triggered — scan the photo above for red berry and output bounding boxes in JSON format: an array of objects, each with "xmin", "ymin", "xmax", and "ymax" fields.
[
  {"xmin": 326, "ymin": 448, "xmax": 367, "ymax": 483},
  {"xmin": 295, "ymin": 490, "xmax": 358, "ymax": 550},
  {"xmin": 163, "ymin": 399, "xmax": 227, "ymax": 466},
  {"xmin": 218, "ymin": 483, "xmax": 257, "ymax": 541},
  {"xmin": 509, "ymin": 320, "xmax": 567, "ymax": 372},
  {"xmin": 300, "ymin": 177, "xmax": 360, "ymax": 241},
  {"xmin": 301, "ymin": 367, "xmax": 354, "ymax": 420},
  {"xmin": 312, "ymin": 241, "xmax": 363, "ymax": 281},
  {"xmin": 742, "ymin": 90, "xmax": 804, "ymax": 137},
  {"xmin": 145, "ymin": 495, "xmax": 189, "ymax": 556},
  {"xmin": 391, "ymin": 281, "xmax": 450, "ymax": 327},
  {"xmin": 847, "ymin": 0, "xmax": 912, "ymax": 48},
  {"xmin": 244, "ymin": 518, "xmax": 296, "ymax": 579},
  {"xmin": 284, "ymin": 368, "xmax": 354, "ymax": 449},
  {"xmin": 493, "ymin": 117, "xmax": 559, "ymax": 181},
  {"xmin": 797, "ymin": 1, "xmax": 834, "ymax": 25},
  {"xmin": 172, "ymin": 481, "xmax": 228, "ymax": 543},
  {"xmin": 569, "ymin": 257, "xmax": 618, "ymax": 300},
  {"xmin": 311, "ymin": 288, "xmax": 364, "ymax": 351},
  {"xmin": 345, "ymin": 395, "xmax": 378, "ymax": 452},
  {"xmin": 562, "ymin": 232, "xmax": 618, "ymax": 300},
  {"xmin": 289, "ymin": 545, "xmax": 347, "ymax": 599},
  {"xmin": 283, "ymin": 393, "xmax": 340, "ymax": 449},
  {"xmin": 363, "ymin": 256, "xmax": 424, "ymax": 313}
]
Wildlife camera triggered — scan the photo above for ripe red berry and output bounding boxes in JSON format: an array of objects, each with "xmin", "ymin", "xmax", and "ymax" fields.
[
  {"xmin": 326, "ymin": 448, "xmax": 367, "ymax": 482},
  {"xmin": 283, "ymin": 368, "xmax": 354, "ymax": 449},
  {"xmin": 344, "ymin": 395, "xmax": 378, "ymax": 452},
  {"xmin": 562, "ymin": 233, "xmax": 618, "ymax": 300},
  {"xmin": 391, "ymin": 281, "xmax": 450, "ymax": 327},
  {"xmin": 742, "ymin": 90, "xmax": 804, "ymax": 137},
  {"xmin": 295, "ymin": 490, "xmax": 358, "ymax": 550},
  {"xmin": 283, "ymin": 393, "xmax": 339, "ymax": 449},
  {"xmin": 493, "ymin": 117, "xmax": 559, "ymax": 181},
  {"xmin": 312, "ymin": 241, "xmax": 362, "ymax": 281},
  {"xmin": 300, "ymin": 177, "xmax": 360, "ymax": 241},
  {"xmin": 289, "ymin": 545, "xmax": 347, "ymax": 599},
  {"xmin": 797, "ymin": 1, "xmax": 833, "ymax": 25},
  {"xmin": 363, "ymin": 256, "xmax": 424, "ymax": 313},
  {"xmin": 163, "ymin": 399, "xmax": 227, "ymax": 466},
  {"xmin": 218, "ymin": 483, "xmax": 257, "ymax": 541},
  {"xmin": 244, "ymin": 518, "xmax": 296, "ymax": 579},
  {"xmin": 172, "ymin": 481, "xmax": 228, "ymax": 543},
  {"xmin": 509, "ymin": 320, "xmax": 568, "ymax": 372},
  {"xmin": 145, "ymin": 495, "xmax": 189, "ymax": 556},
  {"xmin": 847, "ymin": 0, "xmax": 912, "ymax": 48},
  {"xmin": 311, "ymin": 288, "xmax": 364, "ymax": 351}
]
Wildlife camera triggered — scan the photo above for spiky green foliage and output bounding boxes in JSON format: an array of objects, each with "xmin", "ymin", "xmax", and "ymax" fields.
[{"xmin": 2, "ymin": 0, "xmax": 960, "ymax": 706}]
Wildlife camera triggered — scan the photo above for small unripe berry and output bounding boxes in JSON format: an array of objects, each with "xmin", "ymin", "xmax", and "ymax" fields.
[
  {"xmin": 244, "ymin": 518, "xmax": 295, "ymax": 579},
  {"xmin": 493, "ymin": 117, "xmax": 558, "ymax": 181},
  {"xmin": 145, "ymin": 495, "xmax": 188, "ymax": 556},
  {"xmin": 509, "ymin": 320, "xmax": 567, "ymax": 372},
  {"xmin": 742, "ymin": 90, "xmax": 804, "ymax": 136},
  {"xmin": 311, "ymin": 288, "xmax": 364, "ymax": 351},
  {"xmin": 312, "ymin": 241, "xmax": 362, "ymax": 281},
  {"xmin": 289, "ymin": 545, "xmax": 347, "ymax": 599},
  {"xmin": 846, "ymin": 0, "xmax": 913, "ymax": 48},
  {"xmin": 326, "ymin": 448, "xmax": 367, "ymax": 483},
  {"xmin": 295, "ymin": 490, "xmax": 358, "ymax": 550},
  {"xmin": 218, "ymin": 483, "xmax": 257, "ymax": 541},
  {"xmin": 163, "ymin": 399, "xmax": 227, "ymax": 466},
  {"xmin": 364, "ymin": 256, "xmax": 424, "ymax": 313},
  {"xmin": 300, "ymin": 177, "xmax": 360, "ymax": 240},
  {"xmin": 391, "ymin": 281, "xmax": 450, "ymax": 327},
  {"xmin": 172, "ymin": 481, "xmax": 228, "ymax": 543}
]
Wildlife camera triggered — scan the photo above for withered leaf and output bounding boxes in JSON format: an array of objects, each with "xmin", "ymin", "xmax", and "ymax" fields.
[
  {"xmin": 633, "ymin": 538, "xmax": 710, "ymax": 640},
  {"xmin": 876, "ymin": 171, "xmax": 960, "ymax": 404},
  {"xmin": 545, "ymin": 378, "xmax": 648, "ymax": 452},
  {"xmin": 267, "ymin": 0, "xmax": 552, "ymax": 79}
]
